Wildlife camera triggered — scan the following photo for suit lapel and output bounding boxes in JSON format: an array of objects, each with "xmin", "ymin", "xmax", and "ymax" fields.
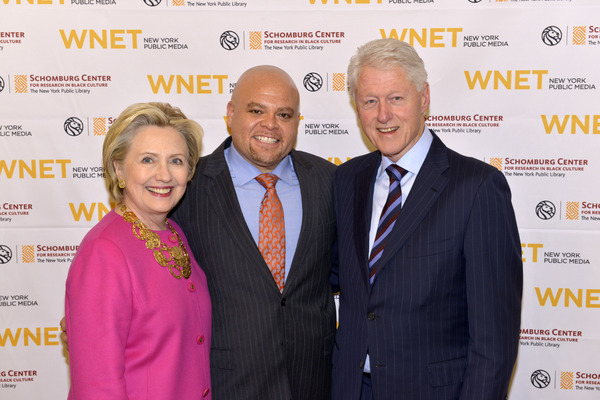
[
  {"xmin": 285, "ymin": 150, "xmax": 316, "ymax": 292},
  {"xmin": 371, "ymin": 133, "xmax": 450, "ymax": 286},
  {"xmin": 203, "ymin": 139, "xmax": 273, "ymax": 279},
  {"xmin": 353, "ymin": 152, "xmax": 380, "ymax": 288}
]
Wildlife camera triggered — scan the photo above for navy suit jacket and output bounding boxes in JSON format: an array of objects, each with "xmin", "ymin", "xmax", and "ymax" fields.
[
  {"xmin": 173, "ymin": 138, "xmax": 337, "ymax": 400},
  {"xmin": 331, "ymin": 132, "xmax": 522, "ymax": 400}
]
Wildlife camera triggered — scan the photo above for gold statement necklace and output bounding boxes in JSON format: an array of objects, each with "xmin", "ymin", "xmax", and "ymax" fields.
[{"xmin": 120, "ymin": 205, "xmax": 191, "ymax": 279}]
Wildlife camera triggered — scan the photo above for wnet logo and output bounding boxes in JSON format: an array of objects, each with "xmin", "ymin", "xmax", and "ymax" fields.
[
  {"xmin": 59, "ymin": 29, "xmax": 142, "ymax": 50},
  {"xmin": 464, "ymin": 70, "xmax": 547, "ymax": 90},
  {"xmin": 535, "ymin": 287, "xmax": 600, "ymax": 308},
  {"xmin": 147, "ymin": 74, "xmax": 228, "ymax": 94},
  {"xmin": 541, "ymin": 115, "xmax": 600, "ymax": 135},
  {"xmin": 70, "ymin": 202, "xmax": 116, "ymax": 222},
  {"xmin": 380, "ymin": 28, "xmax": 462, "ymax": 48},
  {"xmin": 0, "ymin": 327, "xmax": 60, "ymax": 347},
  {"xmin": 0, "ymin": 159, "xmax": 71, "ymax": 179},
  {"xmin": 521, "ymin": 243, "xmax": 543, "ymax": 263}
]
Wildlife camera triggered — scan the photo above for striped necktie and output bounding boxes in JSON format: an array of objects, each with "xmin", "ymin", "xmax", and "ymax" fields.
[{"xmin": 368, "ymin": 164, "xmax": 407, "ymax": 284}]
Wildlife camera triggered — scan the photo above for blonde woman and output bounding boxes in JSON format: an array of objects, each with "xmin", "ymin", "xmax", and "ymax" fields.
[{"xmin": 65, "ymin": 103, "xmax": 211, "ymax": 399}]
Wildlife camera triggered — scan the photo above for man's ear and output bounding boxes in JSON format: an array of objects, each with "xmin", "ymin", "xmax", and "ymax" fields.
[
  {"xmin": 420, "ymin": 82, "xmax": 430, "ymax": 115},
  {"xmin": 226, "ymin": 101, "xmax": 234, "ymax": 129}
]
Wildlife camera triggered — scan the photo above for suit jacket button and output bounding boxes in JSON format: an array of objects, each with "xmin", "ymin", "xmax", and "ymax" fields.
[
  {"xmin": 367, "ymin": 312, "xmax": 376, "ymax": 320},
  {"xmin": 281, "ymin": 297, "xmax": 286, "ymax": 306}
]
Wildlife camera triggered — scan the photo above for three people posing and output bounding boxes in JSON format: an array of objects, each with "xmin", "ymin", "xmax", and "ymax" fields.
[{"xmin": 65, "ymin": 39, "xmax": 522, "ymax": 400}]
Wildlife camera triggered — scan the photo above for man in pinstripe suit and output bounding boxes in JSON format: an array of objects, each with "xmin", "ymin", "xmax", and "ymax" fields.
[
  {"xmin": 331, "ymin": 39, "xmax": 522, "ymax": 399},
  {"xmin": 173, "ymin": 65, "xmax": 336, "ymax": 400}
]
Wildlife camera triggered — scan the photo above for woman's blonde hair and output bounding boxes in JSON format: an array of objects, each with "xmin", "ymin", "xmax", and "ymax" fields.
[{"xmin": 102, "ymin": 102, "xmax": 203, "ymax": 204}]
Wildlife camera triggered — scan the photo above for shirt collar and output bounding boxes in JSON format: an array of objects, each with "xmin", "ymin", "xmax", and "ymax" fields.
[
  {"xmin": 225, "ymin": 141, "xmax": 295, "ymax": 186},
  {"xmin": 378, "ymin": 125, "xmax": 433, "ymax": 178}
]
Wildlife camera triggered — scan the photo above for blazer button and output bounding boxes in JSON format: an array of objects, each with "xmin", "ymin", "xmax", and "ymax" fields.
[
  {"xmin": 197, "ymin": 335, "xmax": 205, "ymax": 344},
  {"xmin": 367, "ymin": 312, "xmax": 376, "ymax": 320},
  {"xmin": 202, "ymin": 388, "xmax": 210, "ymax": 397},
  {"xmin": 281, "ymin": 297, "xmax": 286, "ymax": 306}
]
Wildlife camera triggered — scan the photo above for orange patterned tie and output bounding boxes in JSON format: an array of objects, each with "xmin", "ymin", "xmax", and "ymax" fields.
[{"xmin": 255, "ymin": 173, "xmax": 286, "ymax": 292}]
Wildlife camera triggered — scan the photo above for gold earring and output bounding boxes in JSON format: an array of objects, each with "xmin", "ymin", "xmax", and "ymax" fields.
[{"xmin": 118, "ymin": 179, "xmax": 125, "ymax": 189}]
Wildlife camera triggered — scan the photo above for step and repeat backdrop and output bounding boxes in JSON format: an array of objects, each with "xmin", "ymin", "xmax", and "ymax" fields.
[{"xmin": 1, "ymin": 0, "xmax": 599, "ymax": 399}]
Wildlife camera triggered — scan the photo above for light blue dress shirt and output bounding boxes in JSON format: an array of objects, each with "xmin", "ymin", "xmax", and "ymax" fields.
[
  {"xmin": 224, "ymin": 143, "xmax": 302, "ymax": 283},
  {"xmin": 364, "ymin": 126, "xmax": 433, "ymax": 373}
]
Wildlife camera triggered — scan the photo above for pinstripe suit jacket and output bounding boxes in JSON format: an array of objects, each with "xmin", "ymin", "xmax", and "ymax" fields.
[
  {"xmin": 173, "ymin": 137, "xmax": 336, "ymax": 400},
  {"xmin": 331, "ymin": 132, "xmax": 522, "ymax": 400}
]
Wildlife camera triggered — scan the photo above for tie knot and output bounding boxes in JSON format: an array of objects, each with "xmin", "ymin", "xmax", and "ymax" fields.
[
  {"xmin": 255, "ymin": 173, "xmax": 279, "ymax": 189},
  {"xmin": 385, "ymin": 164, "xmax": 407, "ymax": 182}
]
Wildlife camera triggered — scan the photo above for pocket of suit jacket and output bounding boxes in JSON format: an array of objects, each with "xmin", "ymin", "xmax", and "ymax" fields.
[{"xmin": 427, "ymin": 357, "xmax": 467, "ymax": 387}]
